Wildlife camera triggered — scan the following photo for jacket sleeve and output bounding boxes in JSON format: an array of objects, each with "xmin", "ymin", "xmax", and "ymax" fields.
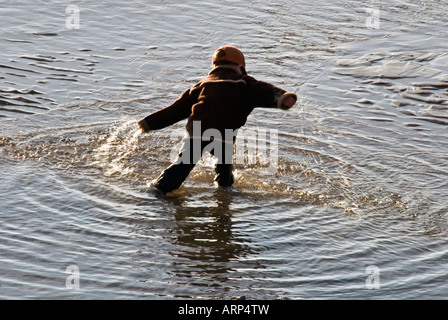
[
  {"xmin": 245, "ymin": 76, "xmax": 286, "ymax": 108},
  {"xmin": 142, "ymin": 87, "xmax": 197, "ymax": 130}
]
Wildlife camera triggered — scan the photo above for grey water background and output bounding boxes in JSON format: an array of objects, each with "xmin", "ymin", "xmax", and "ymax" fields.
[{"xmin": 1, "ymin": 0, "xmax": 447, "ymax": 299}]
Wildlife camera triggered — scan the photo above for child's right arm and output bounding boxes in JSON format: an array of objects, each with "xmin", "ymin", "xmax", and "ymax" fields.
[{"xmin": 137, "ymin": 88, "xmax": 196, "ymax": 133}]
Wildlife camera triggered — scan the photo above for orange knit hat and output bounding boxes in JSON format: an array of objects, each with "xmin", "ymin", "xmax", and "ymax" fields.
[{"xmin": 212, "ymin": 46, "xmax": 246, "ymax": 68}]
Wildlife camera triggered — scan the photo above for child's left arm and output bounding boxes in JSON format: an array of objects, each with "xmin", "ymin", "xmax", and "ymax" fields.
[{"xmin": 246, "ymin": 77, "xmax": 297, "ymax": 110}]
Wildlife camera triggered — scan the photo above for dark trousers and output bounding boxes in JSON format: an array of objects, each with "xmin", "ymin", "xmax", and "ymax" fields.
[{"xmin": 155, "ymin": 135, "xmax": 234, "ymax": 194}]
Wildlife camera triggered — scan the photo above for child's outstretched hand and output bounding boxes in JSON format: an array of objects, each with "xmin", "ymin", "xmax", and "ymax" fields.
[
  {"xmin": 137, "ymin": 118, "xmax": 151, "ymax": 133},
  {"xmin": 279, "ymin": 92, "xmax": 297, "ymax": 110},
  {"xmin": 283, "ymin": 96, "xmax": 296, "ymax": 109}
]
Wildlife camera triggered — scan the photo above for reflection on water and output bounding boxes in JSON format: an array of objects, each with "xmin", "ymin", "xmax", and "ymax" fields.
[
  {"xmin": 167, "ymin": 190, "xmax": 252, "ymax": 295},
  {"xmin": 1, "ymin": 0, "xmax": 448, "ymax": 299}
]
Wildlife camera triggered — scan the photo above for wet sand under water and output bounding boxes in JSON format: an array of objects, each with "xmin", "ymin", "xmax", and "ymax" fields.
[{"xmin": 1, "ymin": 1, "xmax": 448, "ymax": 299}]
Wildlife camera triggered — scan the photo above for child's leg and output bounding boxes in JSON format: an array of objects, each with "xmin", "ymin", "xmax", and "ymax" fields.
[
  {"xmin": 213, "ymin": 140, "xmax": 235, "ymax": 187},
  {"xmin": 214, "ymin": 163, "xmax": 234, "ymax": 187},
  {"xmin": 154, "ymin": 162, "xmax": 196, "ymax": 194},
  {"xmin": 154, "ymin": 136, "xmax": 200, "ymax": 194}
]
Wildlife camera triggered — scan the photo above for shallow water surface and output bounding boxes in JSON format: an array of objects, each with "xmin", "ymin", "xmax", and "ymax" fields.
[{"xmin": 1, "ymin": 0, "xmax": 447, "ymax": 299}]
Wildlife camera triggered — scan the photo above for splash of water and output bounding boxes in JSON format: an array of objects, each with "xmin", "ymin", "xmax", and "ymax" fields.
[{"xmin": 93, "ymin": 120, "xmax": 142, "ymax": 178}]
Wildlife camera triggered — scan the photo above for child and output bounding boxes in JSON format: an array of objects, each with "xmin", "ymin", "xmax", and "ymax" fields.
[{"xmin": 137, "ymin": 45, "xmax": 297, "ymax": 195}]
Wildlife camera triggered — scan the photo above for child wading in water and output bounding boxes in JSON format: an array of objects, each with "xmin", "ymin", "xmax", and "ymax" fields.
[{"xmin": 138, "ymin": 46, "xmax": 297, "ymax": 195}]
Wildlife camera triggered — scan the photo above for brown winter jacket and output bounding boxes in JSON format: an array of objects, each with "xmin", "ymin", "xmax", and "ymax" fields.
[{"xmin": 140, "ymin": 65, "xmax": 295, "ymax": 135}]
